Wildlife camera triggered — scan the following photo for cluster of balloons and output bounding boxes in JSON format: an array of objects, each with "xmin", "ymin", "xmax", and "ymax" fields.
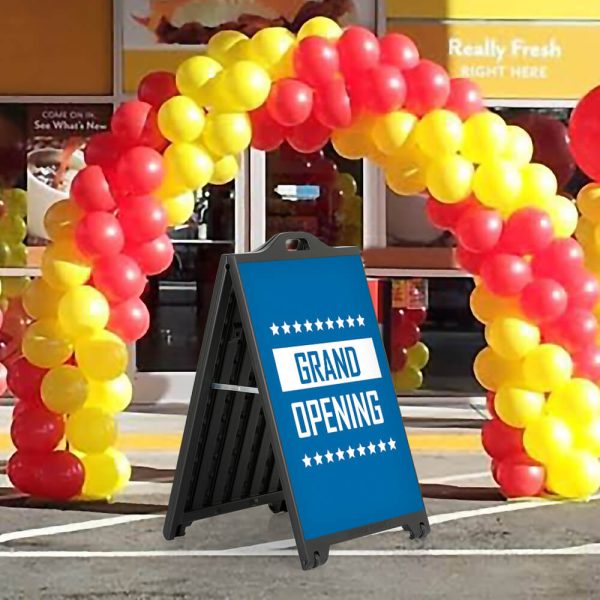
[
  {"xmin": 391, "ymin": 307, "xmax": 429, "ymax": 391},
  {"xmin": 267, "ymin": 144, "xmax": 362, "ymax": 246},
  {"xmin": 0, "ymin": 189, "xmax": 27, "ymax": 267}
]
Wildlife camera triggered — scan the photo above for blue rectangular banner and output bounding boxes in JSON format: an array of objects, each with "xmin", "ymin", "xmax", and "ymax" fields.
[{"xmin": 238, "ymin": 254, "xmax": 425, "ymax": 541}]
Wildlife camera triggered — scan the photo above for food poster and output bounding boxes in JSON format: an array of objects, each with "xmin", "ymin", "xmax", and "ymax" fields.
[
  {"xmin": 25, "ymin": 104, "xmax": 112, "ymax": 245},
  {"xmin": 123, "ymin": 0, "xmax": 376, "ymax": 92}
]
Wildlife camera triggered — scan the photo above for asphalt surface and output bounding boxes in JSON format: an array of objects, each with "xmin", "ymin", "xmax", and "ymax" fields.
[{"xmin": 0, "ymin": 403, "xmax": 599, "ymax": 600}]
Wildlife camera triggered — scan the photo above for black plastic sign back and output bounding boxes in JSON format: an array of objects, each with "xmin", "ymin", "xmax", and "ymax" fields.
[{"xmin": 164, "ymin": 233, "xmax": 429, "ymax": 569}]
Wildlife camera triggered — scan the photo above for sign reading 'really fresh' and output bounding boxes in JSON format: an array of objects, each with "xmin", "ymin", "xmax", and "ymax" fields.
[{"xmin": 238, "ymin": 252, "xmax": 425, "ymax": 542}]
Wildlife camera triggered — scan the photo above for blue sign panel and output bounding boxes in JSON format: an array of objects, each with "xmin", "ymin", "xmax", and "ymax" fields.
[{"xmin": 238, "ymin": 254, "xmax": 425, "ymax": 541}]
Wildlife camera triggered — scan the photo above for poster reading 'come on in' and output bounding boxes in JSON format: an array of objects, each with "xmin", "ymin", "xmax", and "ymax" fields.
[{"xmin": 122, "ymin": 0, "xmax": 377, "ymax": 93}]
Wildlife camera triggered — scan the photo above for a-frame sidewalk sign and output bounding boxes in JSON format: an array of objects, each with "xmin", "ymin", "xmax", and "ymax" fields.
[{"xmin": 164, "ymin": 233, "xmax": 430, "ymax": 570}]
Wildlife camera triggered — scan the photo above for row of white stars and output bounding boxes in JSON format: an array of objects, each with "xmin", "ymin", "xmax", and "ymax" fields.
[
  {"xmin": 302, "ymin": 439, "xmax": 397, "ymax": 468},
  {"xmin": 270, "ymin": 315, "xmax": 366, "ymax": 336}
]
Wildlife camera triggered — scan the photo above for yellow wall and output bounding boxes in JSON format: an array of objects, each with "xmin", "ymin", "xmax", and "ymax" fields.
[{"xmin": 0, "ymin": 0, "xmax": 113, "ymax": 95}]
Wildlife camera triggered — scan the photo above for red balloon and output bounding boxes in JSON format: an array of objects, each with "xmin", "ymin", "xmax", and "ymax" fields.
[
  {"xmin": 573, "ymin": 345, "xmax": 600, "ymax": 382},
  {"xmin": 111, "ymin": 101, "xmax": 167, "ymax": 151},
  {"xmin": 37, "ymin": 451, "xmax": 85, "ymax": 501},
  {"xmin": 491, "ymin": 459, "xmax": 501, "ymax": 485},
  {"xmin": 124, "ymin": 234, "xmax": 174, "ymax": 276},
  {"xmin": 496, "ymin": 454, "xmax": 545, "ymax": 498},
  {"xmin": 520, "ymin": 279, "xmax": 568, "ymax": 323},
  {"xmin": 7, "ymin": 358, "xmax": 47, "ymax": 404},
  {"xmin": 137, "ymin": 71, "xmax": 178, "ymax": 108},
  {"xmin": 337, "ymin": 26, "xmax": 380, "ymax": 78},
  {"xmin": 93, "ymin": 254, "xmax": 147, "ymax": 303},
  {"xmin": 294, "ymin": 36, "xmax": 339, "ymax": 87},
  {"xmin": 543, "ymin": 308, "xmax": 598, "ymax": 353},
  {"xmin": 396, "ymin": 320, "xmax": 420, "ymax": 348},
  {"xmin": 75, "ymin": 212, "xmax": 125, "ymax": 258},
  {"xmin": 512, "ymin": 112, "xmax": 575, "ymax": 190},
  {"xmin": 249, "ymin": 106, "xmax": 287, "ymax": 151},
  {"xmin": 455, "ymin": 207, "xmax": 503, "ymax": 253},
  {"xmin": 71, "ymin": 165, "xmax": 117, "ymax": 212},
  {"xmin": 568, "ymin": 85, "xmax": 600, "ymax": 181},
  {"xmin": 266, "ymin": 79, "xmax": 314, "ymax": 127},
  {"xmin": 562, "ymin": 268, "xmax": 600, "ymax": 311},
  {"xmin": 313, "ymin": 78, "xmax": 353, "ymax": 129},
  {"xmin": 364, "ymin": 65, "xmax": 407, "ymax": 114},
  {"xmin": 84, "ymin": 133, "xmax": 126, "ymax": 171},
  {"xmin": 480, "ymin": 254, "xmax": 532, "ymax": 296},
  {"xmin": 117, "ymin": 195, "xmax": 167, "ymax": 243},
  {"xmin": 405, "ymin": 308, "xmax": 427, "ymax": 327},
  {"xmin": 403, "ymin": 60, "xmax": 451, "ymax": 116},
  {"xmin": 531, "ymin": 238, "xmax": 584, "ymax": 280},
  {"xmin": 115, "ymin": 146, "xmax": 164, "ymax": 196},
  {"xmin": 486, "ymin": 392, "xmax": 497, "ymax": 419},
  {"xmin": 108, "ymin": 297, "xmax": 150, "ymax": 343},
  {"xmin": 425, "ymin": 195, "xmax": 476, "ymax": 231},
  {"xmin": 444, "ymin": 78, "xmax": 484, "ymax": 120},
  {"xmin": 6, "ymin": 451, "xmax": 43, "ymax": 496},
  {"xmin": 391, "ymin": 346, "xmax": 408, "ymax": 371},
  {"xmin": 379, "ymin": 32, "xmax": 419, "ymax": 71},
  {"xmin": 455, "ymin": 245, "xmax": 489, "ymax": 275},
  {"xmin": 499, "ymin": 208, "xmax": 554, "ymax": 256},
  {"xmin": 286, "ymin": 115, "xmax": 331, "ymax": 154},
  {"xmin": 481, "ymin": 418, "xmax": 524, "ymax": 460},
  {"xmin": 11, "ymin": 407, "xmax": 64, "ymax": 453}
]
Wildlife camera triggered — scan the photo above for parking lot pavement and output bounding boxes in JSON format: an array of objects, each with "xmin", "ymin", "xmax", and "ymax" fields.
[{"xmin": 1, "ymin": 406, "xmax": 599, "ymax": 599}]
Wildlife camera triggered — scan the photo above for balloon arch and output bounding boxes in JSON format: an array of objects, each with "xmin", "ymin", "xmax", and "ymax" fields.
[{"xmin": 7, "ymin": 17, "xmax": 600, "ymax": 501}]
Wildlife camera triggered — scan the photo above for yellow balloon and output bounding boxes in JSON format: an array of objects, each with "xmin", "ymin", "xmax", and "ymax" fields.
[
  {"xmin": 494, "ymin": 386, "xmax": 545, "ymax": 428},
  {"xmin": 461, "ymin": 111, "xmax": 508, "ymax": 164},
  {"xmin": 394, "ymin": 366, "xmax": 423, "ymax": 391},
  {"xmin": 542, "ymin": 195, "xmax": 578, "ymax": 239},
  {"xmin": 3, "ymin": 188, "xmax": 27, "ymax": 217},
  {"xmin": 249, "ymin": 27, "xmax": 295, "ymax": 72},
  {"xmin": 576, "ymin": 217, "xmax": 595, "ymax": 247},
  {"xmin": 520, "ymin": 163, "xmax": 558, "ymax": 204},
  {"xmin": 158, "ymin": 95, "xmax": 205, "ymax": 143},
  {"xmin": 415, "ymin": 109, "xmax": 464, "ymax": 157},
  {"xmin": 224, "ymin": 38, "xmax": 255, "ymax": 64},
  {"xmin": 41, "ymin": 365, "xmax": 88, "ymax": 414},
  {"xmin": 546, "ymin": 450, "xmax": 600, "ymax": 498},
  {"xmin": 572, "ymin": 420, "xmax": 600, "ymax": 457},
  {"xmin": 524, "ymin": 415, "xmax": 573, "ymax": 464},
  {"xmin": 86, "ymin": 374, "xmax": 133, "ymax": 414},
  {"xmin": 406, "ymin": 342, "xmax": 429, "ymax": 370},
  {"xmin": 22, "ymin": 319, "xmax": 73, "ymax": 369},
  {"xmin": 163, "ymin": 143, "xmax": 214, "ymax": 190},
  {"xmin": 426, "ymin": 155, "xmax": 474, "ymax": 204},
  {"xmin": 332, "ymin": 128, "xmax": 370, "ymax": 160},
  {"xmin": 473, "ymin": 159, "xmax": 522, "ymax": 210},
  {"xmin": 207, "ymin": 31, "xmax": 248, "ymax": 65},
  {"xmin": 58, "ymin": 285, "xmax": 110, "ymax": 339},
  {"xmin": 1, "ymin": 275, "xmax": 30, "ymax": 299},
  {"xmin": 470, "ymin": 284, "xmax": 521, "ymax": 324},
  {"xmin": 7, "ymin": 242, "xmax": 27, "ymax": 268},
  {"xmin": 371, "ymin": 111, "xmax": 417, "ymax": 156},
  {"xmin": 161, "ymin": 190, "xmax": 195, "ymax": 227},
  {"xmin": 75, "ymin": 330, "xmax": 128, "ymax": 381},
  {"xmin": 210, "ymin": 154, "xmax": 239, "ymax": 185},
  {"xmin": 175, "ymin": 55, "xmax": 222, "ymax": 106},
  {"xmin": 502, "ymin": 125, "xmax": 533, "ymax": 166},
  {"xmin": 41, "ymin": 239, "xmax": 91, "ymax": 291},
  {"xmin": 202, "ymin": 112, "xmax": 252, "ymax": 156},
  {"xmin": 23, "ymin": 277, "xmax": 63, "ymax": 320},
  {"xmin": 82, "ymin": 449, "xmax": 131, "ymax": 500},
  {"xmin": 523, "ymin": 344, "xmax": 573, "ymax": 393},
  {"xmin": 577, "ymin": 183, "xmax": 600, "ymax": 224},
  {"xmin": 473, "ymin": 347, "xmax": 523, "ymax": 391},
  {"xmin": 546, "ymin": 378, "xmax": 600, "ymax": 424},
  {"xmin": 43, "ymin": 199, "xmax": 83, "ymax": 241},
  {"xmin": 385, "ymin": 161, "xmax": 427, "ymax": 196},
  {"xmin": 0, "ymin": 214, "xmax": 26, "ymax": 243},
  {"xmin": 485, "ymin": 316, "xmax": 540, "ymax": 361},
  {"xmin": 66, "ymin": 407, "xmax": 117, "ymax": 454},
  {"xmin": 337, "ymin": 173, "xmax": 358, "ymax": 196},
  {"xmin": 222, "ymin": 60, "xmax": 271, "ymax": 112},
  {"xmin": 297, "ymin": 16, "xmax": 342, "ymax": 40}
]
